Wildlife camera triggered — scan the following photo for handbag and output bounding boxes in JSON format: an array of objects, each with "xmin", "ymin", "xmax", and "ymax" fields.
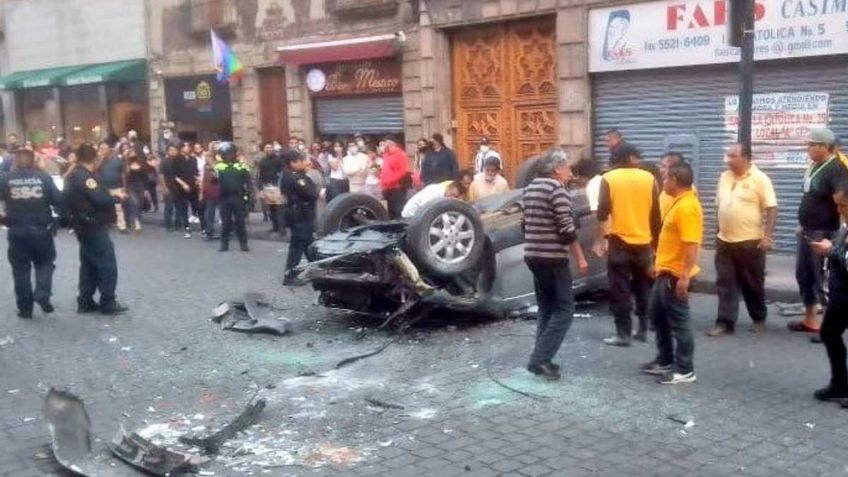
[{"xmin": 260, "ymin": 185, "xmax": 284, "ymax": 205}]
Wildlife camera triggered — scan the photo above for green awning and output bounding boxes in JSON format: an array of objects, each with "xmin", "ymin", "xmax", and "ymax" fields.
[
  {"xmin": 62, "ymin": 59, "xmax": 147, "ymax": 86},
  {"xmin": 0, "ymin": 64, "xmax": 87, "ymax": 90}
]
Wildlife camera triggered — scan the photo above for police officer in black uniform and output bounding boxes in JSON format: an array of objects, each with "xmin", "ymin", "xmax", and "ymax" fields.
[
  {"xmin": 64, "ymin": 144, "xmax": 128, "ymax": 315},
  {"xmin": 280, "ymin": 149, "xmax": 318, "ymax": 286},
  {"xmin": 214, "ymin": 142, "xmax": 252, "ymax": 252},
  {"xmin": 0, "ymin": 149, "xmax": 61, "ymax": 318}
]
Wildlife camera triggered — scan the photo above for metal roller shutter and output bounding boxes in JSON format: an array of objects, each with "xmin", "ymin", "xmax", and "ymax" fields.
[
  {"xmin": 592, "ymin": 57, "xmax": 848, "ymax": 254},
  {"xmin": 314, "ymin": 95, "xmax": 404, "ymax": 135}
]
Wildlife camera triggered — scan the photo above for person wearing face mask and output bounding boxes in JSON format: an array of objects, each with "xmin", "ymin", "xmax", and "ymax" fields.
[
  {"xmin": 474, "ymin": 137, "xmax": 502, "ymax": 174},
  {"xmin": 469, "ymin": 157, "xmax": 510, "ymax": 201},
  {"xmin": 326, "ymin": 141, "xmax": 349, "ymax": 203},
  {"xmin": 342, "ymin": 141, "xmax": 369, "ymax": 193}
]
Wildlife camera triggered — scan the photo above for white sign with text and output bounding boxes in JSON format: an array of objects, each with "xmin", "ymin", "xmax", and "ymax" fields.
[{"xmin": 589, "ymin": 0, "xmax": 848, "ymax": 72}]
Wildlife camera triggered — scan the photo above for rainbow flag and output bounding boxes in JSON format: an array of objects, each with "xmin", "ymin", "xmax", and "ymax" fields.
[{"xmin": 211, "ymin": 29, "xmax": 244, "ymax": 84}]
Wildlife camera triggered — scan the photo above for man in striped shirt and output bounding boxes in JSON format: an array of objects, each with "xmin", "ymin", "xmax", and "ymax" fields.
[{"xmin": 523, "ymin": 149, "xmax": 588, "ymax": 381}]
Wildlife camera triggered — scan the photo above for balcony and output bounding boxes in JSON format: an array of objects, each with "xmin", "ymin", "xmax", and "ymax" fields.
[
  {"xmin": 329, "ymin": 0, "xmax": 399, "ymax": 18},
  {"xmin": 189, "ymin": 0, "xmax": 239, "ymax": 37}
]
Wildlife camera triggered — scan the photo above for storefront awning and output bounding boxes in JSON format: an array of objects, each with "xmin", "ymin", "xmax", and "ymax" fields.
[
  {"xmin": 277, "ymin": 34, "xmax": 398, "ymax": 65},
  {"xmin": 0, "ymin": 65, "xmax": 87, "ymax": 90},
  {"xmin": 62, "ymin": 59, "xmax": 147, "ymax": 86}
]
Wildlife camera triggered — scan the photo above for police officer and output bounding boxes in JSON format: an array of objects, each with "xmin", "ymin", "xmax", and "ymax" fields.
[
  {"xmin": 214, "ymin": 142, "xmax": 252, "ymax": 252},
  {"xmin": 0, "ymin": 149, "xmax": 61, "ymax": 318},
  {"xmin": 64, "ymin": 144, "xmax": 128, "ymax": 315},
  {"xmin": 280, "ymin": 149, "xmax": 318, "ymax": 286}
]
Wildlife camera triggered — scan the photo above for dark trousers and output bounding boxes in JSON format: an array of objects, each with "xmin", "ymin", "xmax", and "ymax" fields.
[
  {"xmin": 284, "ymin": 220, "xmax": 315, "ymax": 275},
  {"xmin": 7, "ymin": 226, "xmax": 56, "ymax": 314},
  {"xmin": 220, "ymin": 196, "xmax": 247, "ymax": 247},
  {"xmin": 821, "ymin": 303, "xmax": 848, "ymax": 391},
  {"xmin": 148, "ymin": 183, "xmax": 159, "ymax": 212},
  {"xmin": 384, "ymin": 188, "xmax": 407, "ymax": 220},
  {"xmin": 526, "ymin": 259, "xmax": 574, "ymax": 365},
  {"xmin": 796, "ymin": 230, "xmax": 833, "ymax": 307},
  {"xmin": 203, "ymin": 199, "xmax": 218, "ymax": 236},
  {"xmin": 175, "ymin": 192, "xmax": 190, "ymax": 230},
  {"xmin": 649, "ymin": 274, "xmax": 694, "ymax": 374},
  {"xmin": 268, "ymin": 204, "xmax": 282, "ymax": 232},
  {"xmin": 76, "ymin": 228, "xmax": 118, "ymax": 307},
  {"xmin": 715, "ymin": 239, "xmax": 767, "ymax": 330},
  {"xmin": 607, "ymin": 237, "xmax": 653, "ymax": 339},
  {"xmin": 197, "ymin": 199, "xmax": 207, "ymax": 231},
  {"xmin": 163, "ymin": 193, "xmax": 175, "ymax": 230}
]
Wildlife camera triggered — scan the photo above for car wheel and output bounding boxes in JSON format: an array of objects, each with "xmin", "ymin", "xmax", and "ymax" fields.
[
  {"xmin": 514, "ymin": 155, "xmax": 545, "ymax": 189},
  {"xmin": 318, "ymin": 193, "xmax": 389, "ymax": 236},
  {"xmin": 405, "ymin": 198, "xmax": 485, "ymax": 279}
]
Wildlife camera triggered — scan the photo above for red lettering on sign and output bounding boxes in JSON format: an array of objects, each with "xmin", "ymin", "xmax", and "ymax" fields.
[{"xmin": 667, "ymin": 1, "xmax": 765, "ymax": 31}]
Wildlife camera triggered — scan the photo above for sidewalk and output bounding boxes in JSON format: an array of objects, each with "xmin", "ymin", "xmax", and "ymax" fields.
[{"xmin": 693, "ymin": 248, "xmax": 799, "ymax": 303}]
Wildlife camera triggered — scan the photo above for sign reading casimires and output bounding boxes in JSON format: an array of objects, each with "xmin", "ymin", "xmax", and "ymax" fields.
[
  {"xmin": 724, "ymin": 92, "xmax": 831, "ymax": 169},
  {"xmin": 589, "ymin": 0, "xmax": 848, "ymax": 72}
]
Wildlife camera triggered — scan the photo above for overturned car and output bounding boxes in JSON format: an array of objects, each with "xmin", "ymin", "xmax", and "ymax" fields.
[{"xmin": 299, "ymin": 162, "xmax": 606, "ymax": 319}]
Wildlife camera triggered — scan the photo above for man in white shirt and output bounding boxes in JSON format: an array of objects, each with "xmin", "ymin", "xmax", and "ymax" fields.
[
  {"xmin": 469, "ymin": 157, "xmax": 510, "ymax": 201},
  {"xmin": 571, "ymin": 158, "xmax": 602, "ymax": 212},
  {"xmin": 402, "ymin": 180, "xmax": 465, "ymax": 219},
  {"xmin": 342, "ymin": 141, "xmax": 369, "ymax": 193},
  {"xmin": 473, "ymin": 136, "xmax": 502, "ymax": 174}
]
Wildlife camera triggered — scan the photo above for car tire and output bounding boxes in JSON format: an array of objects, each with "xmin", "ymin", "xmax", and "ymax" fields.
[
  {"xmin": 405, "ymin": 198, "xmax": 485, "ymax": 279},
  {"xmin": 318, "ymin": 193, "xmax": 389, "ymax": 236},
  {"xmin": 514, "ymin": 155, "xmax": 545, "ymax": 189}
]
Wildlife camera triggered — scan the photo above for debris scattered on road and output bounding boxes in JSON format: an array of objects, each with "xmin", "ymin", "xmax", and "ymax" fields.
[
  {"xmin": 336, "ymin": 337, "xmax": 398, "ymax": 369},
  {"xmin": 667, "ymin": 414, "xmax": 695, "ymax": 428},
  {"xmin": 364, "ymin": 397, "xmax": 405, "ymax": 410},
  {"xmin": 0, "ymin": 335, "xmax": 14, "ymax": 346},
  {"xmin": 486, "ymin": 368, "xmax": 549, "ymax": 401},
  {"xmin": 179, "ymin": 398, "xmax": 266, "ymax": 454},
  {"xmin": 805, "ymin": 422, "xmax": 816, "ymax": 429},
  {"xmin": 213, "ymin": 292, "xmax": 293, "ymax": 336},
  {"xmin": 109, "ymin": 427, "xmax": 198, "ymax": 476}
]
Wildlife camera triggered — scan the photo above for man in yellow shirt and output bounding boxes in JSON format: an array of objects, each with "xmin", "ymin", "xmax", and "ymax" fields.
[
  {"xmin": 707, "ymin": 144, "xmax": 778, "ymax": 337},
  {"xmin": 640, "ymin": 162, "xmax": 702, "ymax": 385}
]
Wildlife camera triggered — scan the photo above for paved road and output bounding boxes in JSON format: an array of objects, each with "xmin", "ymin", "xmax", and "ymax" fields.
[{"xmin": 0, "ymin": 229, "xmax": 846, "ymax": 476}]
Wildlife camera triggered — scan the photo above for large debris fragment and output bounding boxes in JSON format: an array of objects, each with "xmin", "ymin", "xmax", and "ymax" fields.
[
  {"xmin": 109, "ymin": 428, "xmax": 196, "ymax": 476},
  {"xmin": 212, "ymin": 292, "xmax": 292, "ymax": 336},
  {"xmin": 179, "ymin": 399, "xmax": 266, "ymax": 454}
]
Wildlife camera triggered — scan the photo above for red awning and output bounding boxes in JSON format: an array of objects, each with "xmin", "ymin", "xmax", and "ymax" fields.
[{"xmin": 277, "ymin": 34, "xmax": 398, "ymax": 65}]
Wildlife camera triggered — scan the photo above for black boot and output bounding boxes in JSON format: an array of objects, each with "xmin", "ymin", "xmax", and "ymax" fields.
[
  {"xmin": 100, "ymin": 301, "xmax": 129, "ymax": 315},
  {"xmin": 77, "ymin": 297, "xmax": 99, "ymax": 314},
  {"xmin": 219, "ymin": 242, "xmax": 229, "ymax": 252},
  {"xmin": 240, "ymin": 242, "xmax": 249, "ymax": 252},
  {"xmin": 36, "ymin": 297, "xmax": 55, "ymax": 314}
]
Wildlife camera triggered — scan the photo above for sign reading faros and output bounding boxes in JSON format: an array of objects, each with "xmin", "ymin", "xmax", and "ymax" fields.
[
  {"xmin": 589, "ymin": 0, "xmax": 848, "ymax": 72},
  {"xmin": 724, "ymin": 92, "xmax": 831, "ymax": 169}
]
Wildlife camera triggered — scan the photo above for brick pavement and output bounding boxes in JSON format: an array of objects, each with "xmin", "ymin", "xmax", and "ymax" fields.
[{"xmin": 1, "ymin": 229, "xmax": 847, "ymax": 476}]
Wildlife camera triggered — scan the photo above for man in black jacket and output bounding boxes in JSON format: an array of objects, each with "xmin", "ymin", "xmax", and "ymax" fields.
[
  {"xmin": 421, "ymin": 133, "xmax": 458, "ymax": 186},
  {"xmin": 0, "ymin": 149, "xmax": 62, "ymax": 318},
  {"xmin": 280, "ymin": 150, "xmax": 319, "ymax": 286}
]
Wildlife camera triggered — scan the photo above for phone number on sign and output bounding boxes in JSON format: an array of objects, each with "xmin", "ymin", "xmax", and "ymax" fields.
[{"xmin": 655, "ymin": 35, "xmax": 711, "ymax": 50}]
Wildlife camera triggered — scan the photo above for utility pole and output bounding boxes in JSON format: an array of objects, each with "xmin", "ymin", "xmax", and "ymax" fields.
[{"xmin": 738, "ymin": 0, "xmax": 755, "ymax": 151}]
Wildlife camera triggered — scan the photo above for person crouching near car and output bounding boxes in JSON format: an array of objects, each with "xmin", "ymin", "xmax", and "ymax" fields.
[
  {"xmin": 523, "ymin": 149, "xmax": 588, "ymax": 381},
  {"xmin": 809, "ymin": 182, "xmax": 848, "ymax": 403},
  {"xmin": 401, "ymin": 174, "xmax": 470, "ymax": 219},
  {"xmin": 640, "ymin": 162, "xmax": 703, "ymax": 385}
]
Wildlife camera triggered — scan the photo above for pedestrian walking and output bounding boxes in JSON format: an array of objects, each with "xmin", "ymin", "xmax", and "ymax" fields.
[
  {"xmin": 790, "ymin": 128, "xmax": 848, "ymax": 333},
  {"xmin": 176, "ymin": 142, "xmax": 199, "ymax": 238},
  {"xmin": 640, "ymin": 162, "xmax": 702, "ymax": 384},
  {"xmin": 124, "ymin": 150, "xmax": 149, "ymax": 232},
  {"xmin": 594, "ymin": 143, "xmax": 660, "ymax": 346},
  {"xmin": 96, "ymin": 141, "xmax": 128, "ymax": 233},
  {"xmin": 0, "ymin": 149, "xmax": 61, "ymax": 318},
  {"xmin": 380, "ymin": 135, "xmax": 411, "ymax": 219},
  {"xmin": 161, "ymin": 145, "xmax": 180, "ymax": 231},
  {"xmin": 706, "ymin": 144, "xmax": 778, "ymax": 337},
  {"xmin": 64, "ymin": 144, "xmax": 128, "ymax": 315},
  {"xmin": 809, "ymin": 182, "xmax": 848, "ymax": 401},
  {"xmin": 280, "ymin": 150, "xmax": 319, "ymax": 286},
  {"xmin": 473, "ymin": 136, "xmax": 502, "ymax": 174},
  {"xmin": 214, "ymin": 142, "xmax": 252, "ymax": 252},
  {"xmin": 420, "ymin": 133, "xmax": 458, "ymax": 186},
  {"xmin": 523, "ymin": 149, "xmax": 588, "ymax": 381}
]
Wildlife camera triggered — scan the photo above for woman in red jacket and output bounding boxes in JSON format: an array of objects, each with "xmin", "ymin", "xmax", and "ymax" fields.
[{"xmin": 379, "ymin": 135, "xmax": 411, "ymax": 219}]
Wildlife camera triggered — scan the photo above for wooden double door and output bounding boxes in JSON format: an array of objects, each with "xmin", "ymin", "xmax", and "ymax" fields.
[{"xmin": 452, "ymin": 17, "xmax": 558, "ymax": 181}]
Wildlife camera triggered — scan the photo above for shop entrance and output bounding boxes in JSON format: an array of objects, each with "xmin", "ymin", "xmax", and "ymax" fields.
[{"xmin": 451, "ymin": 16, "xmax": 558, "ymax": 181}]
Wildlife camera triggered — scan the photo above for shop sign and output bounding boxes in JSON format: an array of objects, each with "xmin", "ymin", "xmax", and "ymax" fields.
[
  {"xmin": 305, "ymin": 59, "xmax": 401, "ymax": 97},
  {"xmin": 724, "ymin": 91, "xmax": 830, "ymax": 169},
  {"xmin": 165, "ymin": 75, "xmax": 232, "ymax": 123},
  {"xmin": 589, "ymin": 1, "xmax": 848, "ymax": 72}
]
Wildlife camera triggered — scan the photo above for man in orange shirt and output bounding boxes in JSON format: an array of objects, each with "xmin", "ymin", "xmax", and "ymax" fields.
[
  {"xmin": 640, "ymin": 162, "xmax": 702, "ymax": 385},
  {"xmin": 379, "ymin": 135, "xmax": 411, "ymax": 219}
]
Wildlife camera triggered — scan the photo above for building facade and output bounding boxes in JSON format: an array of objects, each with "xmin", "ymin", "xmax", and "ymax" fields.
[{"xmin": 0, "ymin": 0, "xmax": 150, "ymax": 146}]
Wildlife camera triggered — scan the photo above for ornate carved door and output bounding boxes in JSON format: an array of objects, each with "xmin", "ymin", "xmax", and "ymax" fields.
[{"xmin": 452, "ymin": 17, "xmax": 558, "ymax": 181}]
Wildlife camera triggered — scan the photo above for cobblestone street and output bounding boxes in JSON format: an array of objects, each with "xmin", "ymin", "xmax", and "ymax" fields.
[{"xmin": 2, "ymin": 229, "xmax": 848, "ymax": 476}]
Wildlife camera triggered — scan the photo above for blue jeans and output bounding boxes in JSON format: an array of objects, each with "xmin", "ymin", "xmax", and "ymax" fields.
[
  {"xmin": 649, "ymin": 274, "xmax": 694, "ymax": 374},
  {"xmin": 526, "ymin": 259, "xmax": 574, "ymax": 365},
  {"xmin": 204, "ymin": 200, "xmax": 219, "ymax": 236}
]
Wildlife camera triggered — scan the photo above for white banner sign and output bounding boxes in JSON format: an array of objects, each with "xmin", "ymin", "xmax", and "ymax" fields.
[
  {"xmin": 724, "ymin": 92, "xmax": 830, "ymax": 169},
  {"xmin": 589, "ymin": 0, "xmax": 848, "ymax": 72}
]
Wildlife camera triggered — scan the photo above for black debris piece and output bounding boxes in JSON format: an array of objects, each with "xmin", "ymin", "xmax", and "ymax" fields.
[{"xmin": 179, "ymin": 399, "xmax": 266, "ymax": 454}]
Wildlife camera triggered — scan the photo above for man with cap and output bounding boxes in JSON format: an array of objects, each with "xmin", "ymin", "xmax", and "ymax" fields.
[
  {"xmin": 594, "ymin": 142, "xmax": 661, "ymax": 346},
  {"xmin": 0, "ymin": 149, "xmax": 62, "ymax": 318},
  {"xmin": 215, "ymin": 142, "xmax": 252, "ymax": 252},
  {"xmin": 473, "ymin": 137, "xmax": 502, "ymax": 174},
  {"xmin": 790, "ymin": 127, "xmax": 848, "ymax": 333},
  {"xmin": 380, "ymin": 135, "xmax": 411, "ymax": 219}
]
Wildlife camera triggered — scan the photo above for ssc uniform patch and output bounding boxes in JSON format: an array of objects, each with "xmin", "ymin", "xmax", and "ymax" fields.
[
  {"xmin": 85, "ymin": 178, "xmax": 98, "ymax": 189},
  {"xmin": 297, "ymin": 179, "xmax": 306, "ymax": 186}
]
